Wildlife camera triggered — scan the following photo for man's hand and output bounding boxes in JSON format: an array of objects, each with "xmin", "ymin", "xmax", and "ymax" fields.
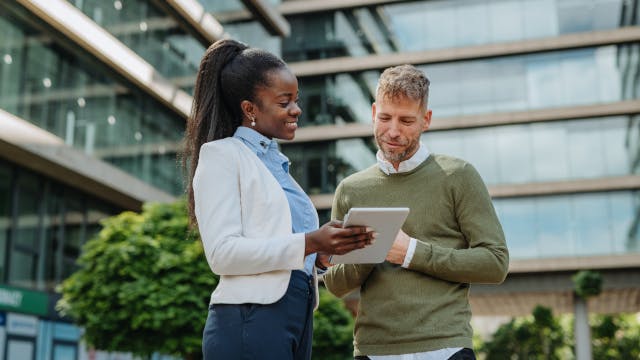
[{"xmin": 385, "ymin": 229, "xmax": 410, "ymax": 265}]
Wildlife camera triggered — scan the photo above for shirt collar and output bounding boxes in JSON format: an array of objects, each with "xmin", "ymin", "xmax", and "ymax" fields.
[
  {"xmin": 376, "ymin": 142, "xmax": 430, "ymax": 175},
  {"xmin": 233, "ymin": 126, "xmax": 278, "ymax": 155}
]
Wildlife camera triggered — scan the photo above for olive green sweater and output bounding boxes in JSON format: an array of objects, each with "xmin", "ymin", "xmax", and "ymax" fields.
[{"xmin": 323, "ymin": 154, "xmax": 509, "ymax": 356}]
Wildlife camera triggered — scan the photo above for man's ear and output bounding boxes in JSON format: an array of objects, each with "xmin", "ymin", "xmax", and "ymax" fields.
[
  {"xmin": 423, "ymin": 109, "xmax": 432, "ymax": 131},
  {"xmin": 371, "ymin": 102, "xmax": 377, "ymax": 124}
]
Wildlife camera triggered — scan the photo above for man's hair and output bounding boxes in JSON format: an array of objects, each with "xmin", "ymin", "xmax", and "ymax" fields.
[{"xmin": 376, "ymin": 64, "xmax": 430, "ymax": 109}]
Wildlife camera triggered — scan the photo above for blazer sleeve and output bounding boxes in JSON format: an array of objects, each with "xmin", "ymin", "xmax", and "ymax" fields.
[{"xmin": 193, "ymin": 142, "xmax": 306, "ymax": 276}]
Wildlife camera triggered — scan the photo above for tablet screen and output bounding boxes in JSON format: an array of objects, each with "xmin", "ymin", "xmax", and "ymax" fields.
[{"xmin": 330, "ymin": 207, "xmax": 410, "ymax": 264}]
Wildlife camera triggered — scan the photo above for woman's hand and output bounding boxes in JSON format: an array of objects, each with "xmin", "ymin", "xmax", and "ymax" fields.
[{"xmin": 305, "ymin": 220, "xmax": 376, "ymax": 256}]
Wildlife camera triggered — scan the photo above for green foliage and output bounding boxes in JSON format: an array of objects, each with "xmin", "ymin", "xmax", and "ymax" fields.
[
  {"xmin": 480, "ymin": 306, "xmax": 569, "ymax": 360},
  {"xmin": 57, "ymin": 201, "xmax": 217, "ymax": 358},
  {"xmin": 572, "ymin": 270, "xmax": 603, "ymax": 299},
  {"xmin": 592, "ymin": 314, "xmax": 640, "ymax": 360},
  {"xmin": 312, "ymin": 287, "xmax": 355, "ymax": 360},
  {"xmin": 479, "ymin": 306, "xmax": 640, "ymax": 360}
]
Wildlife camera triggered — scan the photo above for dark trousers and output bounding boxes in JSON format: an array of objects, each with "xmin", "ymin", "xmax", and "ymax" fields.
[
  {"xmin": 355, "ymin": 347, "xmax": 476, "ymax": 360},
  {"xmin": 202, "ymin": 270, "xmax": 315, "ymax": 360}
]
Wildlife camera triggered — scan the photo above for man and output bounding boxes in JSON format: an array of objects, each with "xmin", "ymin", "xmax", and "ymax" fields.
[{"xmin": 323, "ymin": 64, "xmax": 509, "ymax": 360}]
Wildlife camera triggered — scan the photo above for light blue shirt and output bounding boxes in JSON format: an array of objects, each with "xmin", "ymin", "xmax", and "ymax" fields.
[{"xmin": 234, "ymin": 127, "xmax": 318, "ymax": 276}]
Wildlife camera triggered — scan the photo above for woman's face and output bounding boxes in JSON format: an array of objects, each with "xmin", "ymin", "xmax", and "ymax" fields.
[{"xmin": 248, "ymin": 68, "xmax": 301, "ymax": 140}]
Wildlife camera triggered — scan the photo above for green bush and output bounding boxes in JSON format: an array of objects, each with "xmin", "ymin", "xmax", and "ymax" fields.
[
  {"xmin": 57, "ymin": 201, "xmax": 217, "ymax": 359},
  {"xmin": 312, "ymin": 287, "xmax": 355, "ymax": 360}
]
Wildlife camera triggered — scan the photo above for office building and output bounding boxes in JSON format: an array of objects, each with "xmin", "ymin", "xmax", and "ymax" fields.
[{"xmin": 0, "ymin": 0, "xmax": 639, "ymax": 358}]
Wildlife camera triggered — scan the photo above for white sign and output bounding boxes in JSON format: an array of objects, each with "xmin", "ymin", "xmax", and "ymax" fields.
[
  {"xmin": 6, "ymin": 313, "xmax": 38, "ymax": 337},
  {"xmin": 0, "ymin": 288, "xmax": 22, "ymax": 307}
]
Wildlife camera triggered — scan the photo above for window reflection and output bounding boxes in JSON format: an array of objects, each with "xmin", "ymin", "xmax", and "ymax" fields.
[
  {"xmin": 495, "ymin": 191, "xmax": 640, "ymax": 259},
  {"xmin": 0, "ymin": 162, "xmax": 119, "ymax": 291},
  {"xmin": 69, "ymin": 0, "xmax": 203, "ymax": 80},
  {"xmin": 424, "ymin": 116, "xmax": 634, "ymax": 185},
  {"xmin": 298, "ymin": 44, "xmax": 636, "ymax": 125},
  {"xmin": 285, "ymin": 116, "xmax": 637, "ymax": 193},
  {"xmin": 283, "ymin": 0, "xmax": 635, "ymax": 61},
  {"xmin": 282, "ymin": 138, "xmax": 376, "ymax": 194},
  {"xmin": 0, "ymin": 162, "xmax": 11, "ymax": 283},
  {"xmin": 0, "ymin": 3, "xmax": 183, "ymax": 195},
  {"xmin": 298, "ymin": 72, "xmax": 376, "ymax": 126}
]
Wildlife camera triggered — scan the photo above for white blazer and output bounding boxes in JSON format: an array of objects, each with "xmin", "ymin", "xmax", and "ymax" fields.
[{"xmin": 193, "ymin": 137, "xmax": 319, "ymax": 307}]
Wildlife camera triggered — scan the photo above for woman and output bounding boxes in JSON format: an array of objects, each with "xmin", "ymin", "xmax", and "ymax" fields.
[{"xmin": 183, "ymin": 39, "xmax": 375, "ymax": 359}]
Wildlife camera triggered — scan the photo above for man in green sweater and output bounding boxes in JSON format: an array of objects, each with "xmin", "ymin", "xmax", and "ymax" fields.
[{"xmin": 323, "ymin": 64, "xmax": 509, "ymax": 360}]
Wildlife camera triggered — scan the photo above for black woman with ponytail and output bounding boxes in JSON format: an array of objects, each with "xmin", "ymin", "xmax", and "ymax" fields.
[{"xmin": 183, "ymin": 39, "xmax": 376, "ymax": 359}]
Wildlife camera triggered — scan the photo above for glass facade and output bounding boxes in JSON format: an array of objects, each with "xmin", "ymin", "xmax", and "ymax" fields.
[
  {"xmin": 282, "ymin": 115, "xmax": 640, "ymax": 192},
  {"xmin": 282, "ymin": 0, "xmax": 639, "ymax": 61},
  {"xmin": 495, "ymin": 191, "xmax": 640, "ymax": 259},
  {"xmin": 70, "ymin": 0, "xmax": 205, "ymax": 83},
  {"xmin": 0, "ymin": 159, "xmax": 118, "ymax": 291},
  {"xmin": 423, "ymin": 116, "xmax": 639, "ymax": 185},
  {"xmin": 0, "ymin": 2, "xmax": 184, "ymax": 195},
  {"xmin": 295, "ymin": 43, "xmax": 640, "ymax": 126}
]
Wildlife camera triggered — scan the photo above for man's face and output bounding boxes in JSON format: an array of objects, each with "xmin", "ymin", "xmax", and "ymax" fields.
[{"xmin": 372, "ymin": 95, "xmax": 431, "ymax": 169}]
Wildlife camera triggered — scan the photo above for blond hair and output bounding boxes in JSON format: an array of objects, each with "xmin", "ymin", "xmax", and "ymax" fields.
[{"xmin": 376, "ymin": 64, "xmax": 430, "ymax": 109}]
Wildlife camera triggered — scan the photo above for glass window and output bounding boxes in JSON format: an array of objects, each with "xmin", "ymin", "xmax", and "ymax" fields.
[
  {"xmin": 42, "ymin": 184, "xmax": 64, "ymax": 291},
  {"xmin": 0, "ymin": 161, "xmax": 12, "ymax": 283},
  {"xmin": 53, "ymin": 341, "xmax": 77, "ymax": 360},
  {"xmin": 494, "ymin": 201, "xmax": 537, "ymax": 259},
  {"xmin": 0, "ymin": 3, "xmax": 184, "ymax": 195},
  {"xmin": 495, "ymin": 191, "xmax": 640, "ymax": 259},
  {"xmin": 69, "ymin": 0, "xmax": 203, "ymax": 80},
  {"xmin": 281, "ymin": 0, "xmax": 635, "ymax": 61},
  {"xmin": 287, "ymin": 115, "xmax": 636, "ymax": 195},
  {"xmin": 7, "ymin": 338, "xmax": 34, "ymax": 360},
  {"xmin": 9, "ymin": 171, "xmax": 42, "ymax": 288},
  {"xmin": 283, "ymin": 138, "xmax": 376, "ymax": 194},
  {"xmin": 298, "ymin": 44, "xmax": 636, "ymax": 125},
  {"xmin": 423, "ymin": 116, "xmax": 634, "ymax": 186},
  {"xmin": 0, "ymin": 159, "xmax": 119, "ymax": 291},
  {"xmin": 62, "ymin": 196, "xmax": 85, "ymax": 280}
]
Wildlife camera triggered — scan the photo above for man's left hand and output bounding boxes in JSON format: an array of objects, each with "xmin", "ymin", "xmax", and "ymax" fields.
[{"xmin": 386, "ymin": 230, "xmax": 410, "ymax": 265}]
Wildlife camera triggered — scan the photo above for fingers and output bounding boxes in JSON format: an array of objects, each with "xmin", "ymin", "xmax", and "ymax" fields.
[
  {"xmin": 349, "ymin": 226, "xmax": 372, "ymax": 235},
  {"xmin": 330, "ymin": 232, "xmax": 378, "ymax": 255},
  {"xmin": 326, "ymin": 219, "xmax": 343, "ymax": 228},
  {"xmin": 332, "ymin": 239, "xmax": 369, "ymax": 255}
]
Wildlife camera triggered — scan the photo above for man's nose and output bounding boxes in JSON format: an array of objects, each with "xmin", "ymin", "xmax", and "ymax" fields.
[{"xmin": 386, "ymin": 120, "xmax": 401, "ymax": 137}]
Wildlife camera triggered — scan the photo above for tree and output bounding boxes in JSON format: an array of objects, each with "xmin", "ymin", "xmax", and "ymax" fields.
[
  {"xmin": 480, "ymin": 305, "xmax": 569, "ymax": 359},
  {"xmin": 592, "ymin": 314, "xmax": 640, "ymax": 360},
  {"xmin": 312, "ymin": 287, "xmax": 355, "ymax": 360},
  {"xmin": 57, "ymin": 201, "xmax": 217, "ymax": 359}
]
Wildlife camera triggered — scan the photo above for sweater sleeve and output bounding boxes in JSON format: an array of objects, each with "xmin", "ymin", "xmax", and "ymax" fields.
[
  {"xmin": 323, "ymin": 181, "xmax": 375, "ymax": 298},
  {"xmin": 193, "ymin": 142, "xmax": 306, "ymax": 276},
  {"xmin": 408, "ymin": 163, "xmax": 509, "ymax": 284}
]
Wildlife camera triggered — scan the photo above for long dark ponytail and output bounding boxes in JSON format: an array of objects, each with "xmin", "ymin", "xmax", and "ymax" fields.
[{"xmin": 183, "ymin": 39, "xmax": 287, "ymax": 226}]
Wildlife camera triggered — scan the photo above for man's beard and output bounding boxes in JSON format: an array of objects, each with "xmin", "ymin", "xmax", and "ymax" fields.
[{"xmin": 376, "ymin": 136, "xmax": 419, "ymax": 164}]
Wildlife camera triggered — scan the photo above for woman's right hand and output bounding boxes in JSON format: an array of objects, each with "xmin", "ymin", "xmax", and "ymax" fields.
[{"xmin": 304, "ymin": 220, "xmax": 376, "ymax": 256}]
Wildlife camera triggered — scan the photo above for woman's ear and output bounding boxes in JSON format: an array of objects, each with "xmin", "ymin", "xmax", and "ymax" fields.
[{"xmin": 240, "ymin": 100, "xmax": 254, "ymax": 120}]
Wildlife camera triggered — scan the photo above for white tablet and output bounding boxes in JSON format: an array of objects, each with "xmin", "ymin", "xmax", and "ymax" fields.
[{"xmin": 330, "ymin": 207, "xmax": 410, "ymax": 264}]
